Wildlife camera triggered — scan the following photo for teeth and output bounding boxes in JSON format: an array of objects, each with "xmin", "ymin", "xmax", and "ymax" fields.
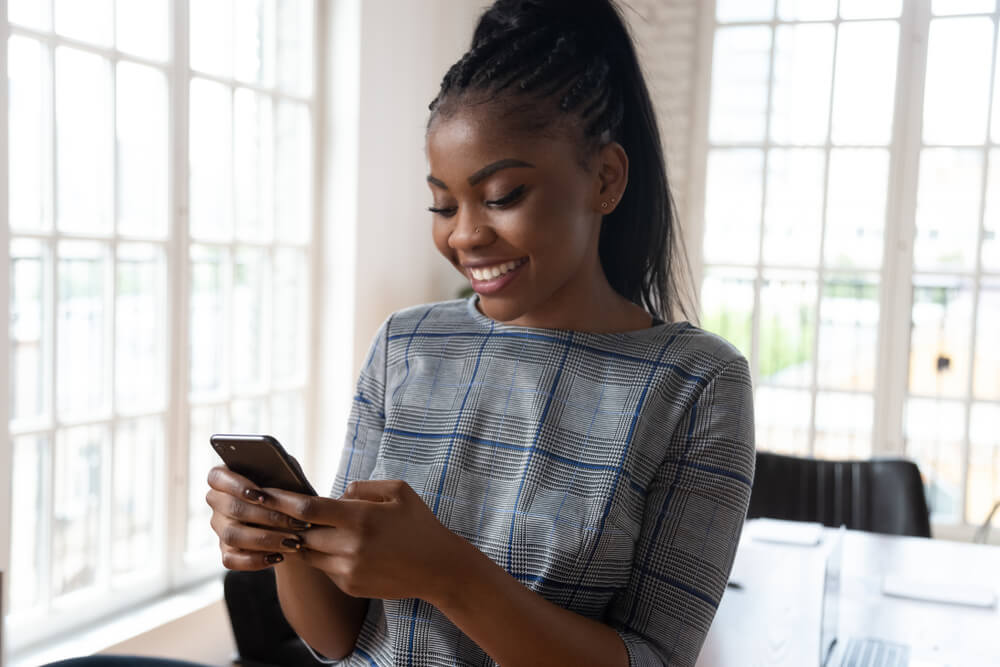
[{"xmin": 470, "ymin": 259, "xmax": 523, "ymax": 281}]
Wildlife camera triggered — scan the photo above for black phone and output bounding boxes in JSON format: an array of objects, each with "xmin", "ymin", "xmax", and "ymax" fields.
[{"xmin": 210, "ymin": 433, "xmax": 318, "ymax": 496}]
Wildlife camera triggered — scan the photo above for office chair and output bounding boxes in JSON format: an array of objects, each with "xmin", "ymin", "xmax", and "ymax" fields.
[{"xmin": 748, "ymin": 451, "xmax": 932, "ymax": 538}]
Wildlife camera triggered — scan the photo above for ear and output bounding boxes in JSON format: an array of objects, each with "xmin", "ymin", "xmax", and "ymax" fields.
[{"xmin": 592, "ymin": 141, "xmax": 629, "ymax": 215}]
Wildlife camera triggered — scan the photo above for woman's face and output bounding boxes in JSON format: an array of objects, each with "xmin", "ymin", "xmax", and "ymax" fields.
[{"xmin": 426, "ymin": 106, "xmax": 610, "ymax": 327}]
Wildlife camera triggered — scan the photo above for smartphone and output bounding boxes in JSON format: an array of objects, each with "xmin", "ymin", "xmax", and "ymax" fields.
[{"xmin": 210, "ymin": 433, "xmax": 318, "ymax": 496}]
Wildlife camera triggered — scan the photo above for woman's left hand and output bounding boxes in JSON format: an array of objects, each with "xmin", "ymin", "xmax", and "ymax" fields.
[{"xmin": 259, "ymin": 479, "xmax": 464, "ymax": 602}]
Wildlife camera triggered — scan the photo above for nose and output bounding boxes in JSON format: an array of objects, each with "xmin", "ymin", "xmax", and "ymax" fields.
[{"xmin": 447, "ymin": 208, "xmax": 494, "ymax": 250}]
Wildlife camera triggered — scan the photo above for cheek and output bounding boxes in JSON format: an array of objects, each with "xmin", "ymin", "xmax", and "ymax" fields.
[{"xmin": 431, "ymin": 220, "xmax": 456, "ymax": 263}]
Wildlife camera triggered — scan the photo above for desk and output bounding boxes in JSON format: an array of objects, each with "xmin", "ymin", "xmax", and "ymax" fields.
[{"xmin": 697, "ymin": 521, "xmax": 1000, "ymax": 666}]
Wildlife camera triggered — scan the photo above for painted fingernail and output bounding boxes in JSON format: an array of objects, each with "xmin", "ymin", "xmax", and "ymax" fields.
[
  {"xmin": 265, "ymin": 553, "xmax": 284, "ymax": 565},
  {"xmin": 290, "ymin": 519, "xmax": 312, "ymax": 530},
  {"xmin": 281, "ymin": 537, "xmax": 302, "ymax": 550},
  {"xmin": 244, "ymin": 489, "xmax": 266, "ymax": 503}
]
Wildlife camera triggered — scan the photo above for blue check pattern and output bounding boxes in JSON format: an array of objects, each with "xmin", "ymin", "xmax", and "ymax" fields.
[{"xmin": 307, "ymin": 298, "xmax": 755, "ymax": 667}]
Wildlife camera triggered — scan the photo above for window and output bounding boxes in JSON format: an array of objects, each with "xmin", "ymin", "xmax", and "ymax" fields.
[
  {"xmin": 5, "ymin": 0, "xmax": 319, "ymax": 651},
  {"xmin": 698, "ymin": 0, "xmax": 1000, "ymax": 529}
]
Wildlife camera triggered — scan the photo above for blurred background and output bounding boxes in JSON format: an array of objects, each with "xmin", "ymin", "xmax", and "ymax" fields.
[{"xmin": 1, "ymin": 0, "xmax": 999, "ymax": 663}]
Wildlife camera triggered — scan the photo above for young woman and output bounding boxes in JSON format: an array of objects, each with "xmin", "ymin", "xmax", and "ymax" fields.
[{"xmin": 206, "ymin": 1, "xmax": 755, "ymax": 665}]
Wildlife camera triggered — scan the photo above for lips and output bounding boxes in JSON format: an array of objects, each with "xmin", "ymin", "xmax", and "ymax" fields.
[
  {"xmin": 466, "ymin": 258, "xmax": 528, "ymax": 281},
  {"xmin": 464, "ymin": 257, "xmax": 528, "ymax": 296}
]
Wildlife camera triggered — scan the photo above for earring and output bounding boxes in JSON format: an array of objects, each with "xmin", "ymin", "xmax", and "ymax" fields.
[
  {"xmin": 601, "ymin": 202, "xmax": 609, "ymax": 209},
  {"xmin": 611, "ymin": 197, "xmax": 617, "ymax": 203},
  {"xmin": 475, "ymin": 227, "xmax": 481, "ymax": 234}
]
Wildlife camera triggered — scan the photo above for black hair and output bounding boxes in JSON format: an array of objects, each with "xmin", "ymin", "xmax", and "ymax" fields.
[{"xmin": 428, "ymin": 0, "xmax": 692, "ymax": 321}]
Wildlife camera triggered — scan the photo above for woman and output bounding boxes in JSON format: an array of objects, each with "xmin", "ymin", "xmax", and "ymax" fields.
[{"xmin": 206, "ymin": 1, "xmax": 754, "ymax": 665}]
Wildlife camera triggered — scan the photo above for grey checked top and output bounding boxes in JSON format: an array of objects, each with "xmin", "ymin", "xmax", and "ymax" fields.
[{"xmin": 307, "ymin": 297, "xmax": 755, "ymax": 667}]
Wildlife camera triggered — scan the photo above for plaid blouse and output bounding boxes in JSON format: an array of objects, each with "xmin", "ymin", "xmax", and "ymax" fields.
[{"xmin": 307, "ymin": 298, "xmax": 755, "ymax": 667}]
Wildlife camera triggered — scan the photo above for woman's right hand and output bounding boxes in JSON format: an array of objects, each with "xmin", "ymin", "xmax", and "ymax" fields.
[{"xmin": 205, "ymin": 465, "xmax": 312, "ymax": 570}]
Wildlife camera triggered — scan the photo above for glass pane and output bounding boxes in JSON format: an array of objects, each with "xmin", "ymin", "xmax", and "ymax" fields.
[
  {"xmin": 53, "ymin": 425, "xmax": 107, "ymax": 597},
  {"xmin": 923, "ymin": 18, "xmax": 993, "ymax": 145},
  {"xmin": 117, "ymin": 243, "xmax": 167, "ymax": 413},
  {"xmin": 770, "ymin": 24, "xmax": 834, "ymax": 146},
  {"xmin": 817, "ymin": 275, "xmax": 880, "ymax": 392},
  {"xmin": 967, "ymin": 403, "xmax": 1000, "ymax": 527},
  {"xmin": 233, "ymin": 248, "xmax": 269, "ymax": 390},
  {"xmin": 709, "ymin": 27, "xmax": 772, "ymax": 144},
  {"xmin": 190, "ymin": 78, "xmax": 234, "ymax": 241},
  {"xmin": 814, "ymin": 392, "xmax": 873, "ymax": 459},
  {"xmin": 276, "ymin": 0, "xmax": 314, "ymax": 95},
  {"xmin": 831, "ymin": 22, "xmax": 899, "ymax": 146},
  {"xmin": 904, "ymin": 398, "xmax": 964, "ymax": 522},
  {"xmin": 235, "ymin": 0, "xmax": 276, "ymax": 86},
  {"xmin": 993, "ymin": 40, "xmax": 1000, "ymax": 144},
  {"xmin": 58, "ymin": 241, "xmax": 110, "ymax": 419},
  {"xmin": 909, "ymin": 275, "xmax": 973, "ymax": 398},
  {"xmin": 10, "ymin": 434, "xmax": 49, "ymax": 613},
  {"xmin": 933, "ymin": 0, "xmax": 995, "ymax": 15},
  {"xmin": 759, "ymin": 271, "xmax": 816, "ymax": 387},
  {"xmin": 116, "ymin": 0, "xmax": 169, "ymax": 61},
  {"xmin": 9, "ymin": 0, "xmax": 51, "ymax": 29},
  {"xmin": 190, "ymin": 245, "xmax": 230, "ymax": 398},
  {"xmin": 55, "ymin": 0, "xmax": 113, "ymax": 45},
  {"xmin": 9, "ymin": 37, "xmax": 53, "ymax": 231},
  {"xmin": 983, "ymin": 149, "xmax": 1000, "ymax": 272},
  {"xmin": 113, "ymin": 417, "xmax": 163, "ymax": 576},
  {"xmin": 56, "ymin": 47, "xmax": 113, "ymax": 235},
  {"xmin": 762, "ymin": 148, "xmax": 825, "ymax": 266},
  {"xmin": 703, "ymin": 149, "xmax": 764, "ymax": 265},
  {"xmin": 272, "ymin": 392, "xmax": 306, "ymax": 460},
  {"xmin": 913, "ymin": 148, "xmax": 982, "ymax": 272},
  {"xmin": 117, "ymin": 62, "xmax": 169, "ymax": 238},
  {"xmin": 191, "ymin": 0, "xmax": 233, "ymax": 77},
  {"xmin": 232, "ymin": 398, "xmax": 269, "ymax": 433},
  {"xmin": 839, "ymin": 0, "xmax": 902, "ymax": 19},
  {"xmin": 275, "ymin": 101, "xmax": 312, "ymax": 242},
  {"xmin": 234, "ymin": 89, "xmax": 274, "ymax": 241},
  {"xmin": 273, "ymin": 248, "xmax": 308, "ymax": 384},
  {"xmin": 973, "ymin": 280, "xmax": 1000, "ymax": 400},
  {"xmin": 187, "ymin": 405, "xmax": 229, "ymax": 555},
  {"xmin": 825, "ymin": 149, "xmax": 889, "ymax": 270},
  {"xmin": 777, "ymin": 0, "xmax": 836, "ymax": 21},
  {"xmin": 10, "ymin": 239, "xmax": 51, "ymax": 425},
  {"xmin": 700, "ymin": 268, "xmax": 754, "ymax": 358},
  {"xmin": 755, "ymin": 387, "xmax": 812, "ymax": 455},
  {"xmin": 716, "ymin": 0, "xmax": 774, "ymax": 22}
]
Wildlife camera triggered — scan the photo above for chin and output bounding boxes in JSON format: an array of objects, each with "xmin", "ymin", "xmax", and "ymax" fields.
[{"xmin": 476, "ymin": 294, "xmax": 533, "ymax": 324}]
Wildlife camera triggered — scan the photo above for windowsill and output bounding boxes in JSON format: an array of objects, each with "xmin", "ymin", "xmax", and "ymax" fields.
[{"xmin": 9, "ymin": 579, "xmax": 225, "ymax": 667}]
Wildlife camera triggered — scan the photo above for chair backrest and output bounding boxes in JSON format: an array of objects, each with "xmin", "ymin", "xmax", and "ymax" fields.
[{"xmin": 747, "ymin": 452, "xmax": 932, "ymax": 538}]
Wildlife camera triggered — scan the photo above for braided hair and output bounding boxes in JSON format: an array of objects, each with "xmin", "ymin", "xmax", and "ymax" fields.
[{"xmin": 428, "ymin": 0, "xmax": 692, "ymax": 321}]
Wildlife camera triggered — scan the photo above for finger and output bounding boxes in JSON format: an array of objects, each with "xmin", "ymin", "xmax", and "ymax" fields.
[
  {"xmin": 340, "ymin": 479, "xmax": 411, "ymax": 502},
  {"xmin": 211, "ymin": 515, "xmax": 304, "ymax": 553},
  {"xmin": 206, "ymin": 465, "xmax": 271, "ymax": 504},
  {"xmin": 220, "ymin": 545, "xmax": 287, "ymax": 571},
  {"xmin": 262, "ymin": 488, "xmax": 354, "ymax": 528},
  {"xmin": 206, "ymin": 488, "xmax": 313, "ymax": 531}
]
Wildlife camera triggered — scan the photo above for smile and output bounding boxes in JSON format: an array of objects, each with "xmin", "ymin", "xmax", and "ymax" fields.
[{"xmin": 468, "ymin": 258, "xmax": 527, "ymax": 281}]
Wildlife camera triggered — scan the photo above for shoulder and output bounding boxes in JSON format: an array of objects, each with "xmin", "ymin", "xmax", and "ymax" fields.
[{"xmin": 382, "ymin": 298, "xmax": 479, "ymax": 336}]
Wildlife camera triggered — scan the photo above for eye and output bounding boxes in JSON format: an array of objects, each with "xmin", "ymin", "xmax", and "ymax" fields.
[
  {"xmin": 428, "ymin": 205, "xmax": 457, "ymax": 218},
  {"xmin": 485, "ymin": 185, "xmax": 526, "ymax": 209}
]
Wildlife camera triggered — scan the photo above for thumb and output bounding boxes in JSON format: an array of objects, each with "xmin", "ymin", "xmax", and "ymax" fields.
[{"xmin": 339, "ymin": 479, "xmax": 407, "ymax": 502}]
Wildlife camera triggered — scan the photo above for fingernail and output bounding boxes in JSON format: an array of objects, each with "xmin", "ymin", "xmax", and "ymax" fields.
[
  {"xmin": 290, "ymin": 519, "xmax": 312, "ymax": 530},
  {"xmin": 281, "ymin": 537, "xmax": 302, "ymax": 550},
  {"xmin": 244, "ymin": 489, "xmax": 266, "ymax": 503},
  {"xmin": 265, "ymin": 553, "xmax": 284, "ymax": 565}
]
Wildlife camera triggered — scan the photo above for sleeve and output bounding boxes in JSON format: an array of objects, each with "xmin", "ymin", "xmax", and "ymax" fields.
[{"xmin": 605, "ymin": 357, "xmax": 756, "ymax": 667}]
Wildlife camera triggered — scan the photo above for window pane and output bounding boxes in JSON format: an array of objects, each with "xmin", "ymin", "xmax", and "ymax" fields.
[
  {"xmin": 187, "ymin": 405, "xmax": 228, "ymax": 555},
  {"xmin": 831, "ymin": 22, "xmax": 898, "ymax": 146},
  {"xmin": 235, "ymin": 0, "xmax": 276, "ymax": 86},
  {"xmin": 276, "ymin": 0, "xmax": 314, "ymax": 95},
  {"xmin": 825, "ymin": 149, "xmax": 889, "ymax": 270},
  {"xmin": 993, "ymin": 39, "xmax": 1000, "ymax": 144},
  {"xmin": 913, "ymin": 148, "xmax": 982, "ymax": 272},
  {"xmin": 967, "ymin": 403, "xmax": 1000, "ymax": 527},
  {"xmin": 191, "ymin": 0, "xmax": 233, "ymax": 77},
  {"xmin": 770, "ymin": 24, "xmax": 834, "ymax": 146},
  {"xmin": 117, "ymin": 243, "xmax": 167, "ymax": 413},
  {"xmin": 53, "ymin": 425, "xmax": 108, "ymax": 598},
  {"xmin": 58, "ymin": 241, "xmax": 111, "ymax": 419},
  {"xmin": 817, "ymin": 275, "xmax": 880, "ymax": 392},
  {"xmin": 55, "ymin": 0, "xmax": 112, "ymax": 46},
  {"xmin": 700, "ymin": 268, "xmax": 754, "ymax": 359},
  {"xmin": 709, "ymin": 27, "xmax": 772, "ymax": 144},
  {"xmin": 10, "ymin": 239, "xmax": 51, "ymax": 424},
  {"xmin": 116, "ymin": 0, "xmax": 169, "ymax": 61},
  {"xmin": 904, "ymin": 398, "xmax": 964, "ymax": 522},
  {"xmin": 10, "ymin": 434, "xmax": 49, "ymax": 613},
  {"xmin": 56, "ymin": 47, "xmax": 113, "ymax": 235},
  {"xmin": 234, "ymin": 89, "xmax": 275, "ymax": 241},
  {"xmin": 763, "ymin": 148, "xmax": 825, "ymax": 266},
  {"xmin": 272, "ymin": 392, "xmax": 306, "ymax": 460},
  {"xmin": 703, "ymin": 149, "xmax": 763, "ymax": 265},
  {"xmin": 777, "ymin": 0, "xmax": 836, "ymax": 21},
  {"xmin": 233, "ymin": 248, "xmax": 270, "ymax": 390},
  {"xmin": 933, "ymin": 0, "xmax": 995, "ymax": 15},
  {"xmin": 759, "ymin": 271, "xmax": 816, "ymax": 387},
  {"xmin": 190, "ymin": 78, "xmax": 233, "ymax": 241},
  {"xmin": 9, "ymin": 0, "xmax": 51, "ymax": 29},
  {"xmin": 973, "ymin": 280, "xmax": 1000, "ymax": 400},
  {"xmin": 755, "ymin": 387, "xmax": 812, "ymax": 455},
  {"xmin": 113, "ymin": 417, "xmax": 164, "ymax": 576},
  {"xmin": 273, "ymin": 248, "xmax": 308, "ymax": 384},
  {"xmin": 923, "ymin": 18, "xmax": 994, "ymax": 145},
  {"xmin": 190, "ymin": 245, "xmax": 230, "ymax": 398},
  {"xmin": 9, "ymin": 37, "xmax": 53, "ymax": 232},
  {"xmin": 839, "ymin": 0, "xmax": 902, "ymax": 19},
  {"xmin": 716, "ymin": 0, "xmax": 774, "ymax": 22},
  {"xmin": 275, "ymin": 101, "xmax": 312, "ymax": 243},
  {"xmin": 117, "ymin": 62, "xmax": 169, "ymax": 239},
  {"xmin": 232, "ymin": 397, "xmax": 269, "ymax": 433},
  {"xmin": 983, "ymin": 149, "xmax": 1000, "ymax": 272},
  {"xmin": 814, "ymin": 392, "xmax": 872, "ymax": 459},
  {"xmin": 909, "ymin": 275, "xmax": 973, "ymax": 398}
]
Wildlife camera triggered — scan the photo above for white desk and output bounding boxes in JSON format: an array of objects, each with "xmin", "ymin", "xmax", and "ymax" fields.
[{"xmin": 697, "ymin": 520, "xmax": 1000, "ymax": 666}]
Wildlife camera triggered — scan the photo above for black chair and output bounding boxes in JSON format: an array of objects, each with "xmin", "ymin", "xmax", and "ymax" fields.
[
  {"xmin": 747, "ymin": 452, "xmax": 932, "ymax": 538},
  {"xmin": 43, "ymin": 658, "xmax": 208, "ymax": 667}
]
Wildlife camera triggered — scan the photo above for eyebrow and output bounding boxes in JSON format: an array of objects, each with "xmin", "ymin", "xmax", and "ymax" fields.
[{"xmin": 426, "ymin": 158, "xmax": 535, "ymax": 190}]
